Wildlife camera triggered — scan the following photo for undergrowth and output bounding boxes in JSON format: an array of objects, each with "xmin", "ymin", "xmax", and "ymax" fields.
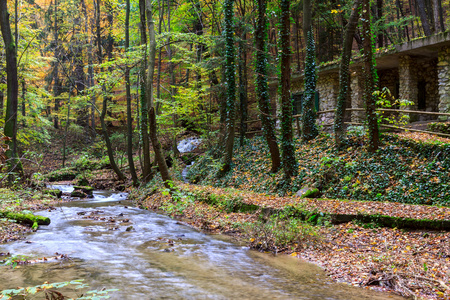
[
  {"xmin": 241, "ymin": 213, "xmax": 321, "ymax": 253},
  {"xmin": 187, "ymin": 134, "xmax": 449, "ymax": 206}
]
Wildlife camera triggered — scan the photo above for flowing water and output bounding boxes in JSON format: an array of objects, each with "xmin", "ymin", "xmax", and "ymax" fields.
[{"xmin": 0, "ymin": 186, "xmax": 403, "ymax": 299}]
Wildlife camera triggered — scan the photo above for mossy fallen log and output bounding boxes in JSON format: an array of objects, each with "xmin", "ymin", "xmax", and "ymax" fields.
[{"xmin": 0, "ymin": 211, "xmax": 50, "ymax": 230}]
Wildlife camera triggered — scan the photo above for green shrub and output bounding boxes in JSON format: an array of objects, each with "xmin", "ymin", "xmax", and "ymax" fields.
[{"xmin": 242, "ymin": 214, "xmax": 320, "ymax": 252}]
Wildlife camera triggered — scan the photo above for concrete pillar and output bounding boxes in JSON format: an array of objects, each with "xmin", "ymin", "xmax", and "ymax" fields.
[
  {"xmin": 438, "ymin": 46, "xmax": 450, "ymax": 120},
  {"xmin": 350, "ymin": 67, "xmax": 364, "ymax": 123}
]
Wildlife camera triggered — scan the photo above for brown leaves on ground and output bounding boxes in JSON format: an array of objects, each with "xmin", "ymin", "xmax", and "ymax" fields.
[
  {"xmin": 141, "ymin": 183, "xmax": 450, "ymax": 299},
  {"xmin": 182, "ymin": 183, "xmax": 450, "ymax": 221},
  {"xmin": 397, "ymin": 131, "xmax": 450, "ymax": 144},
  {"xmin": 301, "ymin": 223, "xmax": 450, "ymax": 299},
  {"xmin": 0, "ymin": 220, "xmax": 31, "ymax": 243}
]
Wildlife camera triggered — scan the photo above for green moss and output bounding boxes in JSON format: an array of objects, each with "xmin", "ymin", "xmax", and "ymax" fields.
[
  {"xmin": 42, "ymin": 189, "xmax": 62, "ymax": 198},
  {"xmin": 73, "ymin": 185, "xmax": 94, "ymax": 196},
  {"xmin": 0, "ymin": 211, "xmax": 50, "ymax": 230},
  {"xmin": 46, "ymin": 168, "xmax": 78, "ymax": 182},
  {"xmin": 70, "ymin": 190, "xmax": 87, "ymax": 198},
  {"xmin": 301, "ymin": 188, "xmax": 320, "ymax": 198}
]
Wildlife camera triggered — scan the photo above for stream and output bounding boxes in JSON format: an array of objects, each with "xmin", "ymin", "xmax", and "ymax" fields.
[{"xmin": 0, "ymin": 186, "xmax": 403, "ymax": 299}]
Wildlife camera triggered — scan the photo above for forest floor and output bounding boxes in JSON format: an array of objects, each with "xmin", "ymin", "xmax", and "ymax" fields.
[
  {"xmin": 1, "ymin": 130, "xmax": 449, "ymax": 299},
  {"xmin": 135, "ymin": 183, "xmax": 450, "ymax": 300}
]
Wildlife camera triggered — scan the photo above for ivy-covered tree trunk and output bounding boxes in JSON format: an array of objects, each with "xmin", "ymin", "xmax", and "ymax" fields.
[
  {"xmin": 301, "ymin": 29, "xmax": 318, "ymax": 142},
  {"xmin": 279, "ymin": 0, "xmax": 297, "ymax": 178},
  {"xmin": 238, "ymin": 29, "xmax": 248, "ymax": 148},
  {"xmin": 219, "ymin": 0, "xmax": 236, "ymax": 175},
  {"xmin": 334, "ymin": 0, "xmax": 362, "ymax": 148},
  {"xmin": 254, "ymin": 0, "xmax": 280, "ymax": 173},
  {"xmin": 139, "ymin": 0, "xmax": 152, "ymax": 182},
  {"xmin": 125, "ymin": 0, "xmax": 138, "ymax": 186},
  {"xmin": 362, "ymin": 0, "xmax": 379, "ymax": 152},
  {"xmin": 0, "ymin": 0, "xmax": 20, "ymax": 170},
  {"xmin": 145, "ymin": 0, "xmax": 172, "ymax": 188}
]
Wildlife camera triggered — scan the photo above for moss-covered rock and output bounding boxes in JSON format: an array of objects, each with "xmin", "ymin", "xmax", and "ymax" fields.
[
  {"xmin": 71, "ymin": 190, "xmax": 87, "ymax": 198},
  {"xmin": 43, "ymin": 189, "xmax": 62, "ymax": 198},
  {"xmin": 73, "ymin": 185, "xmax": 94, "ymax": 196},
  {"xmin": 46, "ymin": 168, "xmax": 78, "ymax": 182},
  {"xmin": 296, "ymin": 187, "xmax": 321, "ymax": 198}
]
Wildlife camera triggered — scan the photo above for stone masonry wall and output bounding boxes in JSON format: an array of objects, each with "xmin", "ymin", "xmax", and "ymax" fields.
[
  {"xmin": 350, "ymin": 67, "xmax": 365, "ymax": 123},
  {"xmin": 316, "ymin": 73, "xmax": 339, "ymax": 126},
  {"xmin": 438, "ymin": 46, "xmax": 450, "ymax": 120}
]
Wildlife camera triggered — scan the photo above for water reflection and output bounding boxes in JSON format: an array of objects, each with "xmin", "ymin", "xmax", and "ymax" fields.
[{"xmin": 0, "ymin": 185, "xmax": 403, "ymax": 299}]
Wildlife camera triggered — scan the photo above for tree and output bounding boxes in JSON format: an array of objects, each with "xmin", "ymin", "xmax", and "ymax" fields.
[
  {"xmin": 0, "ymin": 0, "xmax": 20, "ymax": 171},
  {"xmin": 254, "ymin": 0, "xmax": 280, "ymax": 173},
  {"xmin": 334, "ymin": 0, "xmax": 362, "ymax": 148},
  {"xmin": 139, "ymin": 0, "xmax": 152, "ymax": 182},
  {"xmin": 219, "ymin": 0, "xmax": 236, "ymax": 175},
  {"xmin": 362, "ymin": 0, "xmax": 379, "ymax": 152},
  {"xmin": 415, "ymin": 0, "xmax": 432, "ymax": 36},
  {"xmin": 301, "ymin": 29, "xmax": 318, "ymax": 142},
  {"xmin": 125, "ymin": 0, "xmax": 139, "ymax": 186},
  {"xmin": 145, "ymin": 0, "xmax": 172, "ymax": 188},
  {"xmin": 95, "ymin": 0, "xmax": 125, "ymax": 181},
  {"xmin": 278, "ymin": 0, "xmax": 297, "ymax": 178}
]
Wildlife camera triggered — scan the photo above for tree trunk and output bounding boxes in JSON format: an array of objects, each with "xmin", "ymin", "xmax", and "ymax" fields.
[
  {"xmin": 303, "ymin": 0, "xmax": 312, "ymax": 39},
  {"xmin": 238, "ymin": 29, "xmax": 248, "ymax": 147},
  {"xmin": 279, "ymin": 0, "xmax": 297, "ymax": 178},
  {"xmin": 81, "ymin": 0, "xmax": 96, "ymax": 137},
  {"xmin": 155, "ymin": 0, "xmax": 163, "ymax": 114},
  {"xmin": 362, "ymin": 0, "xmax": 379, "ymax": 152},
  {"xmin": 376, "ymin": 0, "xmax": 384, "ymax": 47},
  {"xmin": 125, "ymin": 0, "xmax": 139, "ymax": 186},
  {"xmin": 301, "ymin": 29, "xmax": 318, "ymax": 142},
  {"xmin": 254, "ymin": 0, "xmax": 280, "ymax": 173},
  {"xmin": 52, "ymin": 0, "xmax": 60, "ymax": 129},
  {"xmin": 96, "ymin": 0, "xmax": 125, "ymax": 181},
  {"xmin": 139, "ymin": 0, "xmax": 152, "ymax": 182},
  {"xmin": 431, "ymin": 0, "xmax": 441, "ymax": 32},
  {"xmin": 415, "ymin": 0, "xmax": 433, "ymax": 35},
  {"xmin": 0, "ymin": 0, "xmax": 20, "ymax": 171},
  {"xmin": 334, "ymin": 0, "xmax": 362, "ymax": 148},
  {"xmin": 219, "ymin": 0, "xmax": 237, "ymax": 175},
  {"xmin": 62, "ymin": 92, "xmax": 71, "ymax": 168},
  {"xmin": 145, "ymin": 0, "xmax": 172, "ymax": 188},
  {"xmin": 166, "ymin": 0, "xmax": 180, "ymax": 158}
]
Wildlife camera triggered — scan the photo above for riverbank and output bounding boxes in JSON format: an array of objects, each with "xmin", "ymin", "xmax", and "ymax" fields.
[
  {"xmin": 132, "ymin": 183, "xmax": 450, "ymax": 300},
  {"xmin": 0, "ymin": 188, "xmax": 57, "ymax": 243}
]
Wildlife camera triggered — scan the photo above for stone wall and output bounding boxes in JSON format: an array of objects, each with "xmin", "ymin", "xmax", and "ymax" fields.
[
  {"xmin": 378, "ymin": 69, "xmax": 399, "ymax": 98},
  {"xmin": 399, "ymin": 55, "xmax": 418, "ymax": 112},
  {"xmin": 438, "ymin": 46, "xmax": 450, "ymax": 120},
  {"xmin": 350, "ymin": 67, "xmax": 365, "ymax": 123},
  {"xmin": 316, "ymin": 73, "xmax": 339, "ymax": 126},
  {"xmin": 417, "ymin": 58, "xmax": 439, "ymax": 121}
]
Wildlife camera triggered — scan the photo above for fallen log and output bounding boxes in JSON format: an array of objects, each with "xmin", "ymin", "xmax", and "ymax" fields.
[{"xmin": 0, "ymin": 211, "xmax": 50, "ymax": 230}]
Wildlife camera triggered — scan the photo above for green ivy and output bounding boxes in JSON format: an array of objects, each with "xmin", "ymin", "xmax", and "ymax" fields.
[{"xmin": 301, "ymin": 29, "xmax": 318, "ymax": 142}]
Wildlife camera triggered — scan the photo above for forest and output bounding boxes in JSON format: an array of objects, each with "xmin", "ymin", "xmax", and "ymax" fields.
[{"xmin": 0, "ymin": 0, "xmax": 450, "ymax": 299}]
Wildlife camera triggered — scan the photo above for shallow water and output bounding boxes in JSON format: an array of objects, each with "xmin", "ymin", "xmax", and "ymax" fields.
[{"xmin": 0, "ymin": 186, "xmax": 403, "ymax": 299}]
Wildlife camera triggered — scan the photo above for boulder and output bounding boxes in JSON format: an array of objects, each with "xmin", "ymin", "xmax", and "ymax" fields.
[{"xmin": 296, "ymin": 187, "xmax": 321, "ymax": 198}]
